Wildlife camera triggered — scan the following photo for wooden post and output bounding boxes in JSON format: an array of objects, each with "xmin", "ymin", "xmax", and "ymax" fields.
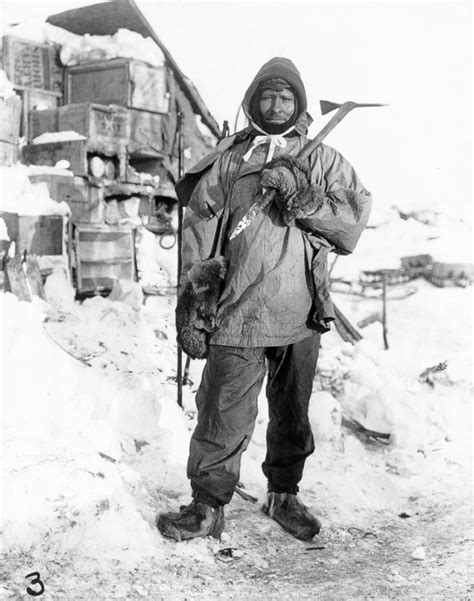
[
  {"xmin": 328, "ymin": 253, "xmax": 339, "ymax": 278},
  {"xmin": 382, "ymin": 272, "xmax": 389, "ymax": 350}
]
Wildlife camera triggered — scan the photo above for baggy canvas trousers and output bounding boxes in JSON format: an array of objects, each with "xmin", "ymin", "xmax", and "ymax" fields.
[{"xmin": 187, "ymin": 335, "xmax": 321, "ymax": 507}]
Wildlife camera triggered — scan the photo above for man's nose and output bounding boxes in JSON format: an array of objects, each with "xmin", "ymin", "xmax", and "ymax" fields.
[{"xmin": 271, "ymin": 97, "xmax": 283, "ymax": 112}]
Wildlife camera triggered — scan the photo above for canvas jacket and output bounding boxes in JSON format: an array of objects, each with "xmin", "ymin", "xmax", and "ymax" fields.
[{"xmin": 179, "ymin": 131, "xmax": 372, "ymax": 347}]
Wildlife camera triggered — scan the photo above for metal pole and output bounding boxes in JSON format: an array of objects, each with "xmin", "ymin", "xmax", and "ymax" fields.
[
  {"xmin": 177, "ymin": 111, "xmax": 184, "ymax": 408},
  {"xmin": 382, "ymin": 272, "xmax": 389, "ymax": 350}
]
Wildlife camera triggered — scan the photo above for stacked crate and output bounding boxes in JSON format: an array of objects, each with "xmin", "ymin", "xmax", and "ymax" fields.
[
  {"xmin": 65, "ymin": 58, "xmax": 170, "ymax": 160},
  {"xmin": 2, "ymin": 35, "xmax": 62, "ymax": 140},
  {"xmin": 2, "ymin": 35, "xmax": 176, "ymax": 295},
  {"xmin": 61, "ymin": 58, "xmax": 171, "ymax": 293},
  {"xmin": 72, "ymin": 224, "xmax": 136, "ymax": 294},
  {"xmin": 26, "ymin": 103, "xmax": 130, "ymax": 182}
]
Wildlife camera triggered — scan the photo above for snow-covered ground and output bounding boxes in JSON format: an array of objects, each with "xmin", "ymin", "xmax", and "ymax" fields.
[{"xmin": 0, "ymin": 204, "xmax": 472, "ymax": 599}]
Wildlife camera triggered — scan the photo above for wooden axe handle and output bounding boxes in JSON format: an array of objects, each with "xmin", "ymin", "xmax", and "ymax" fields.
[{"xmin": 298, "ymin": 102, "xmax": 356, "ymax": 161}]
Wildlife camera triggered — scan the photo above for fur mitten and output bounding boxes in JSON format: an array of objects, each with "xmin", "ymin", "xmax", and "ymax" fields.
[
  {"xmin": 260, "ymin": 156, "xmax": 325, "ymax": 225},
  {"xmin": 176, "ymin": 256, "xmax": 227, "ymax": 359}
]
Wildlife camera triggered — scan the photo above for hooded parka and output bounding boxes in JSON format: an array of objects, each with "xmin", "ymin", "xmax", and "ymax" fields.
[{"xmin": 179, "ymin": 58, "xmax": 372, "ymax": 347}]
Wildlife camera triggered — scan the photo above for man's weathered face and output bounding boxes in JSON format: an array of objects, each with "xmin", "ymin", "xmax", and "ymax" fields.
[{"xmin": 259, "ymin": 87, "xmax": 296, "ymax": 127}]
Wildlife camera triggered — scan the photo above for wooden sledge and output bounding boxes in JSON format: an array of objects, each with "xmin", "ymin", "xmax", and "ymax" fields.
[
  {"xmin": 333, "ymin": 302, "xmax": 363, "ymax": 344},
  {"xmin": 3, "ymin": 254, "xmax": 45, "ymax": 301}
]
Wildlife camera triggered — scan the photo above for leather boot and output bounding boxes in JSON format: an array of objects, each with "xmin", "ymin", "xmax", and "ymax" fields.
[
  {"xmin": 157, "ymin": 499, "xmax": 225, "ymax": 542},
  {"xmin": 262, "ymin": 492, "xmax": 321, "ymax": 541}
]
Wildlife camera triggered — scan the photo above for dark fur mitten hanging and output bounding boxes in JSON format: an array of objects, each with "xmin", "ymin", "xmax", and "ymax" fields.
[
  {"xmin": 176, "ymin": 257, "xmax": 227, "ymax": 359},
  {"xmin": 260, "ymin": 156, "xmax": 326, "ymax": 225}
]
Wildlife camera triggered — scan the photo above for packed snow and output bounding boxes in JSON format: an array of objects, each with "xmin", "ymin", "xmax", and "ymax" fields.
[
  {"xmin": 2, "ymin": 21, "xmax": 165, "ymax": 68},
  {"xmin": 32, "ymin": 131, "xmax": 87, "ymax": 145},
  {"xmin": 1, "ymin": 201, "xmax": 472, "ymax": 583},
  {"xmin": 0, "ymin": 150, "xmax": 472, "ymax": 598},
  {"xmin": 0, "ymin": 69, "xmax": 16, "ymax": 99},
  {"xmin": 0, "ymin": 165, "xmax": 71, "ymax": 216}
]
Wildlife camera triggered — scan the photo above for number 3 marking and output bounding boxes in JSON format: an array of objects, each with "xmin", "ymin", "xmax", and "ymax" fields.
[{"xmin": 25, "ymin": 572, "xmax": 45, "ymax": 596}]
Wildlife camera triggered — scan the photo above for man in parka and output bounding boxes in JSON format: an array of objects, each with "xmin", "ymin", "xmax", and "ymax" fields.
[{"xmin": 157, "ymin": 57, "xmax": 372, "ymax": 542}]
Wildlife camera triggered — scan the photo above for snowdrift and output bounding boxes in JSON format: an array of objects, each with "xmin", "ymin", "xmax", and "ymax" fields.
[{"xmin": 2, "ymin": 269, "xmax": 471, "ymax": 565}]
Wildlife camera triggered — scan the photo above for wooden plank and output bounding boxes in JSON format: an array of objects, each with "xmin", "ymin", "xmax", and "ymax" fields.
[
  {"xmin": 333, "ymin": 302, "xmax": 363, "ymax": 344},
  {"xmin": 24, "ymin": 256, "xmax": 45, "ymax": 299},
  {"xmin": 23, "ymin": 140, "xmax": 88, "ymax": 176},
  {"xmin": 80, "ymin": 258, "xmax": 132, "ymax": 265},
  {"xmin": 80, "ymin": 262, "xmax": 134, "ymax": 278},
  {"xmin": 4, "ymin": 256, "xmax": 31, "ymax": 301},
  {"xmin": 0, "ymin": 95, "xmax": 22, "ymax": 144}
]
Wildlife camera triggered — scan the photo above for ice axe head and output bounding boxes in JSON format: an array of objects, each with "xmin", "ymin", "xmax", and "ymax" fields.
[{"xmin": 320, "ymin": 99, "xmax": 387, "ymax": 115}]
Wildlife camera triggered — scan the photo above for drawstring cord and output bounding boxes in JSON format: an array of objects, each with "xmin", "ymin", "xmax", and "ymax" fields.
[{"xmin": 242, "ymin": 124, "xmax": 296, "ymax": 163}]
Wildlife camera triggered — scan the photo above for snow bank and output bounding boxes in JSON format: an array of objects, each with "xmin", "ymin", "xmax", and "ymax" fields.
[
  {"xmin": 32, "ymin": 131, "xmax": 86, "ymax": 145},
  {"xmin": 3, "ymin": 21, "xmax": 165, "ymax": 68},
  {"xmin": 0, "ymin": 218, "xmax": 10, "ymax": 241},
  {"xmin": 0, "ymin": 292, "xmax": 189, "ymax": 563},
  {"xmin": 333, "ymin": 209, "xmax": 472, "ymax": 281},
  {"xmin": 0, "ymin": 165, "xmax": 70, "ymax": 216},
  {"xmin": 136, "ymin": 226, "xmax": 178, "ymax": 288},
  {"xmin": 59, "ymin": 28, "xmax": 165, "ymax": 68},
  {"xmin": 1, "ymin": 269, "xmax": 471, "ymax": 562},
  {"xmin": 0, "ymin": 69, "xmax": 15, "ymax": 99}
]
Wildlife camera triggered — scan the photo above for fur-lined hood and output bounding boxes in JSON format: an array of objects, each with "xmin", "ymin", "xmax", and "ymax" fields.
[{"xmin": 241, "ymin": 57, "xmax": 308, "ymax": 126}]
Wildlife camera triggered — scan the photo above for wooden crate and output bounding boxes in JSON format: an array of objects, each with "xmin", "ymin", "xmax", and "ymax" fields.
[
  {"xmin": 73, "ymin": 224, "xmax": 136, "ymax": 294},
  {"xmin": 0, "ymin": 212, "xmax": 65, "ymax": 256},
  {"xmin": 21, "ymin": 88, "xmax": 61, "ymax": 141},
  {"xmin": 2, "ymin": 35, "xmax": 59, "ymax": 91},
  {"xmin": 23, "ymin": 139, "xmax": 89, "ymax": 176},
  {"xmin": 128, "ymin": 109, "xmax": 164, "ymax": 158},
  {"xmin": 65, "ymin": 59, "xmax": 169, "ymax": 114},
  {"xmin": 30, "ymin": 103, "xmax": 130, "ymax": 151},
  {"xmin": 23, "ymin": 139, "xmax": 127, "ymax": 181},
  {"xmin": 425, "ymin": 261, "xmax": 474, "ymax": 287},
  {"xmin": 0, "ymin": 94, "xmax": 22, "ymax": 144},
  {"xmin": 28, "ymin": 173, "xmax": 105, "ymax": 224}
]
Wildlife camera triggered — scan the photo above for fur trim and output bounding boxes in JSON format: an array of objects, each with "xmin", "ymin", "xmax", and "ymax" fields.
[
  {"xmin": 262, "ymin": 156, "xmax": 325, "ymax": 226},
  {"xmin": 176, "ymin": 257, "xmax": 227, "ymax": 359}
]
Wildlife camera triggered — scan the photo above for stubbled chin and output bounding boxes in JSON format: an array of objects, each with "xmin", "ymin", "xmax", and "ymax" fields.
[{"xmin": 261, "ymin": 120, "xmax": 293, "ymax": 134}]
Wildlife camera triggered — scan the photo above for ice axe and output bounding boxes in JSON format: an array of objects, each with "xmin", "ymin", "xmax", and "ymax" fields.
[{"xmin": 229, "ymin": 99, "xmax": 387, "ymax": 240}]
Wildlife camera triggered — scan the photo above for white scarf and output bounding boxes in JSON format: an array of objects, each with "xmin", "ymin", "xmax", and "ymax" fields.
[{"xmin": 242, "ymin": 123, "xmax": 296, "ymax": 163}]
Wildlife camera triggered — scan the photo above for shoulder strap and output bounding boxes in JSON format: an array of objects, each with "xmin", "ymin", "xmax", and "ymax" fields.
[
  {"xmin": 208, "ymin": 188, "xmax": 232, "ymax": 259},
  {"xmin": 175, "ymin": 128, "xmax": 252, "ymax": 206}
]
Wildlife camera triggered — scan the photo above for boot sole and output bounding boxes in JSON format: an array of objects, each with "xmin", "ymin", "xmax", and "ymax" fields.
[
  {"xmin": 156, "ymin": 510, "xmax": 225, "ymax": 542},
  {"xmin": 261, "ymin": 503, "xmax": 321, "ymax": 541}
]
